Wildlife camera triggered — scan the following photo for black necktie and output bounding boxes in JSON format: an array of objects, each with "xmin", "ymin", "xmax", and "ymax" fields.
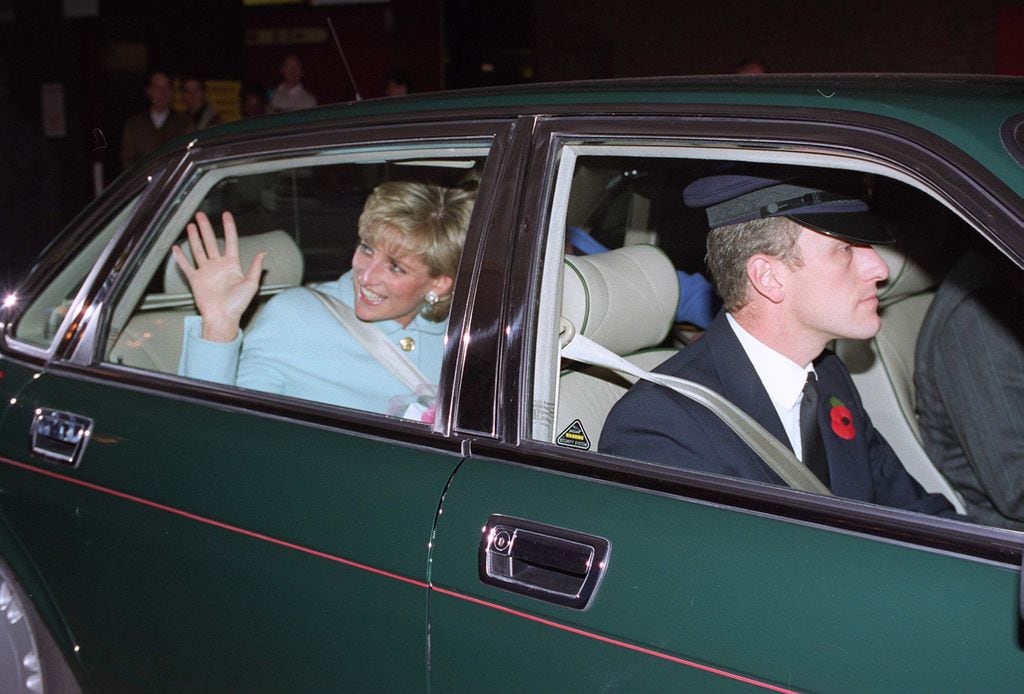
[{"xmin": 800, "ymin": 372, "xmax": 831, "ymax": 488}]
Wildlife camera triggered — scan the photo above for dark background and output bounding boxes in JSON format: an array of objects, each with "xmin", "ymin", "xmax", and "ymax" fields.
[{"xmin": 2, "ymin": 0, "xmax": 1023, "ymax": 292}]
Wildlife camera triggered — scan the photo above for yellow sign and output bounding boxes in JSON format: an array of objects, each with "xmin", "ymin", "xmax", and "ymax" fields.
[
  {"xmin": 173, "ymin": 79, "xmax": 243, "ymax": 124},
  {"xmin": 207, "ymin": 80, "xmax": 243, "ymax": 123}
]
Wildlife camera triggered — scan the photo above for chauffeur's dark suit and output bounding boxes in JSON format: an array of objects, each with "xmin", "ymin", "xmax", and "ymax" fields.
[{"xmin": 600, "ymin": 311, "xmax": 954, "ymax": 515}]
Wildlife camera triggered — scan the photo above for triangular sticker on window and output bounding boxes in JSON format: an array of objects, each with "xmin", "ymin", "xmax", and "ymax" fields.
[{"xmin": 556, "ymin": 419, "xmax": 591, "ymax": 450}]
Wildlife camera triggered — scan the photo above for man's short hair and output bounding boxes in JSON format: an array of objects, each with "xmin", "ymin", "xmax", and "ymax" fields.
[{"xmin": 706, "ymin": 216, "xmax": 803, "ymax": 311}]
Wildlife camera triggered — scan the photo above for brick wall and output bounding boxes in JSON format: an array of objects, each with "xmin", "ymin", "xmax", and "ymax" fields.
[{"xmin": 532, "ymin": 0, "xmax": 1001, "ymax": 81}]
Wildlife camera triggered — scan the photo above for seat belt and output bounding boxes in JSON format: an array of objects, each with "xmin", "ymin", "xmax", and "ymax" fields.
[
  {"xmin": 559, "ymin": 320, "xmax": 831, "ymax": 496},
  {"xmin": 308, "ymin": 288, "xmax": 436, "ymax": 398}
]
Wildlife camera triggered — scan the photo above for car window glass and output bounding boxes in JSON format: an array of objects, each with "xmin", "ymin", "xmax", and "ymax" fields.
[
  {"xmin": 11, "ymin": 194, "xmax": 140, "ymax": 348},
  {"xmin": 531, "ymin": 141, "xmax": 1022, "ymax": 530},
  {"xmin": 104, "ymin": 143, "xmax": 489, "ymax": 423}
]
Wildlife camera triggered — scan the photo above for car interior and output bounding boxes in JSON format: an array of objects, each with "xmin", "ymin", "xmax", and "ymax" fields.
[
  {"xmin": 7, "ymin": 140, "xmax": 990, "ymax": 517},
  {"xmin": 100, "ymin": 149, "xmax": 488, "ymax": 377},
  {"xmin": 540, "ymin": 147, "xmax": 974, "ymax": 512}
]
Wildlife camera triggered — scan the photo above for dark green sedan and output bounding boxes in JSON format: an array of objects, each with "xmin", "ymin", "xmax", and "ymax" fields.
[{"xmin": 2, "ymin": 75, "xmax": 1024, "ymax": 692}]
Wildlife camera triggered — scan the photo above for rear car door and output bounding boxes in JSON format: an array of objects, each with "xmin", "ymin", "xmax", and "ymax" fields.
[
  {"xmin": 428, "ymin": 113, "xmax": 1024, "ymax": 692},
  {"xmin": 0, "ymin": 120, "xmax": 513, "ymax": 691}
]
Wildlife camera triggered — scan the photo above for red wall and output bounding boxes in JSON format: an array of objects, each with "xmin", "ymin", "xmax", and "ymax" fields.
[{"xmin": 996, "ymin": 5, "xmax": 1024, "ymax": 75}]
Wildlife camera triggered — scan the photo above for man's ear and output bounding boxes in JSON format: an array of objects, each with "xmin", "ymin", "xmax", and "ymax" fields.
[{"xmin": 746, "ymin": 254, "xmax": 785, "ymax": 304}]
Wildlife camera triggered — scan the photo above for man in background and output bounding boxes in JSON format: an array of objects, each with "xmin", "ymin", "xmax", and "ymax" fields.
[
  {"xmin": 120, "ymin": 71, "xmax": 193, "ymax": 172},
  {"xmin": 182, "ymin": 76, "xmax": 222, "ymax": 130},
  {"xmin": 269, "ymin": 55, "xmax": 318, "ymax": 113}
]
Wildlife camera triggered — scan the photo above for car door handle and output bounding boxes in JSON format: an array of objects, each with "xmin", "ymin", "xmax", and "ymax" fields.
[
  {"xmin": 479, "ymin": 515, "xmax": 609, "ymax": 609},
  {"xmin": 30, "ymin": 408, "xmax": 93, "ymax": 467}
]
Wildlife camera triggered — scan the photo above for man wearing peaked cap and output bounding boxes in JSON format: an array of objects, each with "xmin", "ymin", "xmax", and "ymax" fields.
[
  {"xmin": 601, "ymin": 173, "xmax": 956, "ymax": 516},
  {"xmin": 686, "ymin": 174, "xmax": 894, "ymax": 244}
]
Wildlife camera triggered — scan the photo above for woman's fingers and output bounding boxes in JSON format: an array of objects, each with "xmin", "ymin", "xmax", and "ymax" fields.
[
  {"xmin": 184, "ymin": 210, "xmax": 245, "ymax": 269},
  {"xmin": 178, "ymin": 210, "xmax": 255, "ymax": 292},
  {"xmin": 195, "ymin": 211, "xmax": 222, "ymax": 261},
  {"xmin": 244, "ymin": 251, "xmax": 267, "ymax": 288},
  {"xmin": 222, "ymin": 211, "xmax": 240, "ymax": 260},
  {"xmin": 170, "ymin": 244, "xmax": 195, "ymax": 279},
  {"xmin": 184, "ymin": 219, "xmax": 206, "ymax": 266}
]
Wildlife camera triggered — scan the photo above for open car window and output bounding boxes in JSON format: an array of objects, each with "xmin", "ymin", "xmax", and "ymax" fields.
[
  {"xmin": 531, "ymin": 140, "xmax": 1023, "ymax": 529},
  {"xmin": 103, "ymin": 142, "xmax": 490, "ymax": 422}
]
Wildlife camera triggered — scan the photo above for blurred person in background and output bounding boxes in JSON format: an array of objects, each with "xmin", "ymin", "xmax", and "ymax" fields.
[
  {"xmin": 182, "ymin": 76, "xmax": 223, "ymax": 130},
  {"xmin": 269, "ymin": 54, "xmax": 317, "ymax": 113},
  {"xmin": 120, "ymin": 70, "xmax": 193, "ymax": 171},
  {"xmin": 241, "ymin": 83, "xmax": 268, "ymax": 118},
  {"xmin": 734, "ymin": 57, "xmax": 768, "ymax": 74},
  {"xmin": 384, "ymin": 69, "xmax": 411, "ymax": 97}
]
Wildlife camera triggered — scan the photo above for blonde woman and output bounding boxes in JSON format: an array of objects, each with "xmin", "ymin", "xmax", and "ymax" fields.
[{"xmin": 174, "ymin": 181, "xmax": 475, "ymax": 419}]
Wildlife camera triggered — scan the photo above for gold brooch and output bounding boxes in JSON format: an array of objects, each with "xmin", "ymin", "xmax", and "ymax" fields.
[{"xmin": 399, "ymin": 336, "xmax": 416, "ymax": 352}]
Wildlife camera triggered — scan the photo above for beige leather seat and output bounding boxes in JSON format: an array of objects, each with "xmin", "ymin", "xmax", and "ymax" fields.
[
  {"xmin": 555, "ymin": 245, "xmax": 679, "ymax": 448},
  {"xmin": 109, "ymin": 230, "xmax": 304, "ymax": 373},
  {"xmin": 834, "ymin": 242, "xmax": 966, "ymax": 512}
]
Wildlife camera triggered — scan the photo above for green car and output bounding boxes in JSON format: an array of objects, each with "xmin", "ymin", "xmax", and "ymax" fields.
[{"xmin": 1, "ymin": 75, "xmax": 1023, "ymax": 692}]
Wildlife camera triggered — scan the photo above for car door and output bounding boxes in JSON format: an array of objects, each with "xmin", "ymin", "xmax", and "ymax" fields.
[
  {"xmin": 0, "ymin": 120, "xmax": 515, "ymax": 691},
  {"xmin": 427, "ymin": 114, "xmax": 1024, "ymax": 692}
]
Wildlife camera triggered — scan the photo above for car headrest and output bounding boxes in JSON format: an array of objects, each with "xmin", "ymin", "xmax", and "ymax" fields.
[
  {"xmin": 562, "ymin": 245, "xmax": 679, "ymax": 355},
  {"xmin": 875, "ymin": 241, "xmax": 948, "ymax": 306},
  {"xmin": 164, "ymin": 229, "xmax": 305, "ymax": 295}
]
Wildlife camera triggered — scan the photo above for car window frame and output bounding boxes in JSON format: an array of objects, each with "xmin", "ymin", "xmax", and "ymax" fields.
[
  {"xmin": 1, "ymin": 157, "xmax": 170, "ymax": 363},
  {"xmin": 476, "ymin": 112, "xmax": 1024, "ymax": 567},
  {"xmin": 25, "ymin": 118, "xmax": 520, "ymax": 448},
  {"xmin": 104, "ymin": 143, "xmax": 493, "ymax": 348}
]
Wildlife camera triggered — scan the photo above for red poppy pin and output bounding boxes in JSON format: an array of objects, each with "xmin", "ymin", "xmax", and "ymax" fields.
[{"xmin": 828, "ymin": 396, "xmax": 856, "ymax": 440}]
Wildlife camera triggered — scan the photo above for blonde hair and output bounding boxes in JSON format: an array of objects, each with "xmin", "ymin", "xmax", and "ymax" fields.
[
  {"xmin": 358, "ymin": 181, "xmax": 476, "ymax": 321},
  {"xmin": 706, "ymin": 216, "xmax": 803, "ymax": 312}
]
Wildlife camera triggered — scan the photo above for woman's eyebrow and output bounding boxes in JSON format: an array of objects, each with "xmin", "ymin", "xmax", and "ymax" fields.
[{"xmin": 378, "ymin": 242, "xmax": 415, "ymax": 261}]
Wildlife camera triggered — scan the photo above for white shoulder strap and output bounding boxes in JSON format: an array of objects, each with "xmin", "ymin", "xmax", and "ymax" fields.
[
  {"xmin": 308, "ymin": 288, "xmax": 436, "ymax": 397},
  {"xmin": 560, "ymin": 324, "xmax": 831, "ymax": 495}
]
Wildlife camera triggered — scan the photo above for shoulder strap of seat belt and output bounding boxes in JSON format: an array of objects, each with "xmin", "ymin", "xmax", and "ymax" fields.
[
  {"xmin": 308, "ymin": 288, "xmax": 436, "ymax": 397},
  {"xmin": 560, "ymin": 325, "xmax": 831, "ymax": 496}
]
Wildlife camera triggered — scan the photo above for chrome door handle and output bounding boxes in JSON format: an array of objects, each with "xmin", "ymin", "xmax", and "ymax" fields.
[
  {"xmin": 479, "ymin": 515, "xmax": 609, "ymax": 609},
  {"xmin": 30, "ymin": 409, "xmax": 93, "ymax": 467}
]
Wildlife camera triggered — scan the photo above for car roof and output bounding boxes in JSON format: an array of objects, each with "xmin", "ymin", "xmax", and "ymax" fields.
[{"xmin": 151, "ymin": 74, "xmax": 1024, "ymax": 197}]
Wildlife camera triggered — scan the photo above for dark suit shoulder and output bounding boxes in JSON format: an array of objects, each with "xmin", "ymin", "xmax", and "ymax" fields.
[{"xmin": 651, "ymin": 333, "xmax": 715, "ymax": 381}]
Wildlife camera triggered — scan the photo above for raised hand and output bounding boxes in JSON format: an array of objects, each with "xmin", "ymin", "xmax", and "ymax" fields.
[{"xmin": 172, "ymin": 211, "xmax": 266, "ymax": 342}]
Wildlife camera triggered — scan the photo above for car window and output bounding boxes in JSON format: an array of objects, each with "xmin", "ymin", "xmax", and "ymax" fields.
[
  {"xmin": 11, "ymin": 194, "xmax": 140, "ymax": 349},
  {"xmin": 530, "ymin": 140, "xmax": 1022, "ymax": 529},
  {"xmin": 103, "ymin": 142, "xmax": 489, "ymax": 423}
]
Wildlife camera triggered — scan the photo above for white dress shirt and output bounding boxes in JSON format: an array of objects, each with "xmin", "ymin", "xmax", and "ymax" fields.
[{"xmin": 726, "ymin": 313, "xmax": 815, "ymax": 460}]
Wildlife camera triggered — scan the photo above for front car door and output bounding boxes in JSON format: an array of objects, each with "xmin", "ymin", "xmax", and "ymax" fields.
[{"xmin": 429, "ymin": 100, "xmax": 1024, "ymax": 692}]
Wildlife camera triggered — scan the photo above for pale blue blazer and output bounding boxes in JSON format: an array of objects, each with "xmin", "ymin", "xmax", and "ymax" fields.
[{"xmin": 179, "ymin": 270, "xmax": 447, "ymax": 416}]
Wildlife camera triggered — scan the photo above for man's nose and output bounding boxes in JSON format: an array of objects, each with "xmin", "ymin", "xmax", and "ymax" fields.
[{"xmin": 860, "ymin": 246, "xmax": 890, "ymax": 282}]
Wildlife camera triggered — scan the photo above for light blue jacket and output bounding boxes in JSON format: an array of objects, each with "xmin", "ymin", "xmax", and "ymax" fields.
[{"xmin": 179, "ymin": 270, "xmax": 447, "ymax": 416}]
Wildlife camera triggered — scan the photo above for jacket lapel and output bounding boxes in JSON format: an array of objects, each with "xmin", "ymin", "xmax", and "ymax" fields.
[
  {"xmin": 814, "ymin": 356, "xmax": 867, "ymax": 497},
  {"xmin": 705, "ymin": 313, "xmax": 796, "ymax": 481}
]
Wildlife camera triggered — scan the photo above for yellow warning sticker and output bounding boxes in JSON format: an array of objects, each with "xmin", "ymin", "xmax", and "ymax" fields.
[{"xmin": 556, "ymin": 418, "xmax": 591, "ymax": 450}]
